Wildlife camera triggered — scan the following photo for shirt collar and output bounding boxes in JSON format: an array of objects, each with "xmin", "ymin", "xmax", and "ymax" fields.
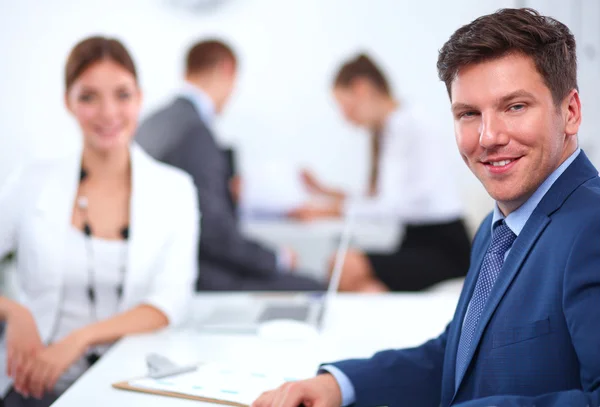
[
  {"xmin": 492, "ymin": 148, "xmax": 581, "ymax": 235},
  {"xmin": 179, "ymin": 82, "xmax": 216, "ymax": 126}
]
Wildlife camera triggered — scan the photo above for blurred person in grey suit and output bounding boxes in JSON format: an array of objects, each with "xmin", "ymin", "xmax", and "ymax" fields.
[{"xmin": 136, "ymin": 39, "xmax": 324, "ymax": 291}]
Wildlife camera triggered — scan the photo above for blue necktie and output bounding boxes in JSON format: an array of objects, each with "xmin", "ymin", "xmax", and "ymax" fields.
[{"xmin": 455, "ymin": 221, "xmax": 516, "ymax": 389}]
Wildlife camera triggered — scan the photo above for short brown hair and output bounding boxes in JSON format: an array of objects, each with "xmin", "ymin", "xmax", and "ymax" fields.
[
  {"xmin": 334, "ymin": 53, "xmax": 391, "ymax": 96},
  {"xmin": 437, "ymin": 8, "xmax": 577, "ymax": 105},
  {"xmin": 186, "ymin": 39, "xmax": 236, "ymax": 75},
  {"xmin": 65, "ymin": 36, "xmax": 137, "ymax": 91}
]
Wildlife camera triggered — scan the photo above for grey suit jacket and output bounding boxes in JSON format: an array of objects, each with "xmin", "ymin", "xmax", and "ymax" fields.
[{"xmin": 136, "ymin": 97, "xmax": 278, "ymax": 289}]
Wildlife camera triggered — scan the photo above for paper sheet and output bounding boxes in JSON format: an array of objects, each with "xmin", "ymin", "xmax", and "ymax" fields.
[{"xmin": 129, "ymin": 362, "xmax": 303, "ymax": 405}]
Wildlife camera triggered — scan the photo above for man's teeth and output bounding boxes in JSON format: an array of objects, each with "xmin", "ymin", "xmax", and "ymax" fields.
[{"xmin": 490, "ymin": 159, "xmax": 513, "ymax": 167}]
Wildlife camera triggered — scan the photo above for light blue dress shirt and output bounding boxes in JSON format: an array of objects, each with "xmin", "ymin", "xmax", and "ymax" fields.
[
  {"xmin": 322, "ymin": 148, "xmax": 581, "ymax": 407},
  {"xmin": 179, "ymin": 82, "xmax": 216, "ymax": 128},
  {"xmin": 492, "ymin": 148, "xmax": 581, "ymax": 242}
]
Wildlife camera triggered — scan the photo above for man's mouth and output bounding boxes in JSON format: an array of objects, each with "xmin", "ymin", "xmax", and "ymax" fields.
[
  {"xmin": 487, "ymin": 159, "xmax": 515, "ymax": 167},
  {"xmin": 481, "ymin": 157, "xmax": 521, "ymax": 174}
]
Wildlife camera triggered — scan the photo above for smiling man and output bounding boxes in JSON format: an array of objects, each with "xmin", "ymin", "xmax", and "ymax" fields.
[{"xmin": 252, "ymin": 8, "xmax": 600, "ymax": 407}]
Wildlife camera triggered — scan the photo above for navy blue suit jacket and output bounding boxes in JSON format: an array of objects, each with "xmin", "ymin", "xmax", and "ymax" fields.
[{"xmin": 333, "ymin": 151, "xmax": 600, "ymax": 406}]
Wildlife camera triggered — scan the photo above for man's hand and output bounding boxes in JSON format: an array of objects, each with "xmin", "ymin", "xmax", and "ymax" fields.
[
  {"xmin": 24, "ymin": 331, "xmax": 89, "ymax": 399},
  {"xmin": 229, "ymin": 175, "xmax": 242, "ymax": 203},
  {"xmin": 252, "ymin": 374, "xmax": 342, "ymax": 407},
  {"xmin": 279, "ymin": 246, "xmax": 298, "ymax": 271},
  {"xmin": 5, "ymin": 302, "xmax": 44, "ymax": 397}
]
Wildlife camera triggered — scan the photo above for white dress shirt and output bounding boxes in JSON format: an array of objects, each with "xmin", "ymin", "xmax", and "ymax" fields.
[
  {"xmin": 346, "ymin": 106, "xmax": 464, "ymax": 223},
  {"xmin": 53, "ymin": 227, "xmax": 127, "ymax": 393}
]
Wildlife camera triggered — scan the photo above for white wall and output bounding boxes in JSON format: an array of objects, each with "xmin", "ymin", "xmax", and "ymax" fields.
[
  {"xmin": 15, "ymin": 0, "xmax": 600, "ymax": 231},
  {"xmin": 524, "ymin": 0, "xmax": 600, "ymax": 164}
]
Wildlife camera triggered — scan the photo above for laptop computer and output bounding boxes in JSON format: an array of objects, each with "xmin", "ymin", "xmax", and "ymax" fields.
[{"xmin": 197, "ymin": 212, "xmax": 355, "ymax": 332}]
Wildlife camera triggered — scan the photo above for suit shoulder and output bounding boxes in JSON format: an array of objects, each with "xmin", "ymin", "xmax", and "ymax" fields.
[
  {"xmin": 140, "ymin": 99, "xmax": 198, "ymax": 127},
  {"xmin": 551, "ymin": 176, "xmax": 600, "ymax": 234},
  {"xmin": 562, "ymin": 176, "xmax": 600, "ymax": 215},
  {"xmin": 574, "ymin": 175, "xmax": 600, "ymax": 199},
  {"xmin": 137, "ymin": 100, "xmax": 213, "ymax": 156}
]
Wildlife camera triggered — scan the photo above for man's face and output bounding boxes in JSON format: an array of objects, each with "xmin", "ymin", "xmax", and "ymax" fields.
[
  {"xmin": 215, "ymin": 58, "xmax": 237, "ymax": 114},
  {"xmin": 450, "ymin": 53, "xmax": 580, "ymax": 214}
]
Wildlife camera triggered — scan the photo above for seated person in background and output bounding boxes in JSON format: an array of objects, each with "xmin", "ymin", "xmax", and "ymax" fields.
[
  {"xmin": 254, "ymin": 8, "xmax": 600, "ymax": 407},
  {"xmin": 0, "ymin": 36, "xmax": 198, "ymax": 406},
  {"xmin": 136, "ymin": 39, "xmax": 324, "ymax": 292},
  {"xmin": 291, "ymin": 54, "xmax": 471, "ymax": 292}
]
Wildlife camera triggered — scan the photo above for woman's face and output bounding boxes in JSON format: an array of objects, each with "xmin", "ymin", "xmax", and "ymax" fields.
[
  {"xmin": 333, "ymin": 81, "xmax": 379, "ymax": 128},
  {"xmin": 66, "ymin": 59, "xmax": 141, "ymax": 153}
]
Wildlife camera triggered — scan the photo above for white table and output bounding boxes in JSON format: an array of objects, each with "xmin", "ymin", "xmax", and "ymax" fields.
[
  {"xmin": 242, "ymin": 219, "xmax": 402, "ymax": 278},
  {"xmin": 52, "ymin": 292, "xmax": 459, "ymax": 407}
]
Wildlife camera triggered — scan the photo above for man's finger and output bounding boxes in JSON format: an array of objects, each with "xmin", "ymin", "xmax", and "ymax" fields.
[
  {"xmin": 270, "ymin": 384, "xmax": 291, "ymax": 407},
  {"xmin": 281, "ymin": 383, "xmax": 307, "ymax": 407},
  {"xmin": 273, "ymin": 382, "xmax": 306, "ymax": 407},
  {"xmin": 251, "ymin": 390, "xmax": 275, "ymax": 407}
]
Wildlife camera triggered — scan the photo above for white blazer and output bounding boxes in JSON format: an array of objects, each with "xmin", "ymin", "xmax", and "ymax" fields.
[{"xmin": 0, "ymin": 144, "xmax": 199, "ymax": 395}]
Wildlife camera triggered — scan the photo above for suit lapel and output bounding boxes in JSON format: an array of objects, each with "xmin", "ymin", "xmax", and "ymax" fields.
[
  {"xmin": 442, "ymin": 218, "xmax": 491, "ymax": 402},
  {"xmin": 451, "ymin": 212, "xmax": 550, "ymax": 397}
]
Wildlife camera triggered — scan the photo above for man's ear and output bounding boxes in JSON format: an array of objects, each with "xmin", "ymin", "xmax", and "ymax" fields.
[{"xmin": 563, "ymin": 89, "xmax": 582, "ymax": 137}]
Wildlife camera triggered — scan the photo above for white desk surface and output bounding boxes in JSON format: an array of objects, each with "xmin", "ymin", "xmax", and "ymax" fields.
[
  {"xmin": 242, "ymin": 218, "xmax": 401, "ymax": 249},
  {"xmin": 242, "ymin": 219, "xmax": 402, "ymax": 278},
  {"xmin": 52, "ymin": 292, "xmax": 459, "ymax": 407}
]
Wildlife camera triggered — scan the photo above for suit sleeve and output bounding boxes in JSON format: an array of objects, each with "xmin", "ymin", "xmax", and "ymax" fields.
[
  {"xmin": 164, "ymin": 127, "xmax": 277, "ymax": 278},
  {"xmin": 329, "ymin": 324, "xmax": 450, "ymax": 407},
  {"xmin": 454, "ymin": 219, "xmax": 600, "ymax": 407}
]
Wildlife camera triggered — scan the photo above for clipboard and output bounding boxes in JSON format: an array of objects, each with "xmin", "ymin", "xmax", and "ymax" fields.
[
  {"xmin": 112, "ymin": 379, "xmax": 247, "ymax": 407},
  {"xmin": 112, "ymin": 360, "xmax": 297, "ymax": 407}
]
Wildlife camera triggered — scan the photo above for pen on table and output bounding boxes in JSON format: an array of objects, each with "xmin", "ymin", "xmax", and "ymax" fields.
[{"xmin": 146, "ymin": 353, "xmax": 197, "ymax": 379}]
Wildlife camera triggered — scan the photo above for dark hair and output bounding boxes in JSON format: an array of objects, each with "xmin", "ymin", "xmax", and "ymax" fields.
[
  {"xmin": 334, "ymin": 53, "xmax": 391, "ymax": 96},
  {"xmin": 437, "ymin": 8, "xmax": 577, "ymax": 105},
  {"xmin": 186, "ymin": 39, "xmax": 236, "ymax": 75},
  {"xmin": 65, "ymin": 36, "xmax": 137, "ymax": 91},
  {"xmin": 334, "ymin": 53, "xmax": 392, "ymax": 195}
]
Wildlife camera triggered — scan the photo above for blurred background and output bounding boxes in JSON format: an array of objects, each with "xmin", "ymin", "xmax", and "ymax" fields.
[{"xmin": 0, "ymin": 0, "xmax": 598, "ymax": 274}]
